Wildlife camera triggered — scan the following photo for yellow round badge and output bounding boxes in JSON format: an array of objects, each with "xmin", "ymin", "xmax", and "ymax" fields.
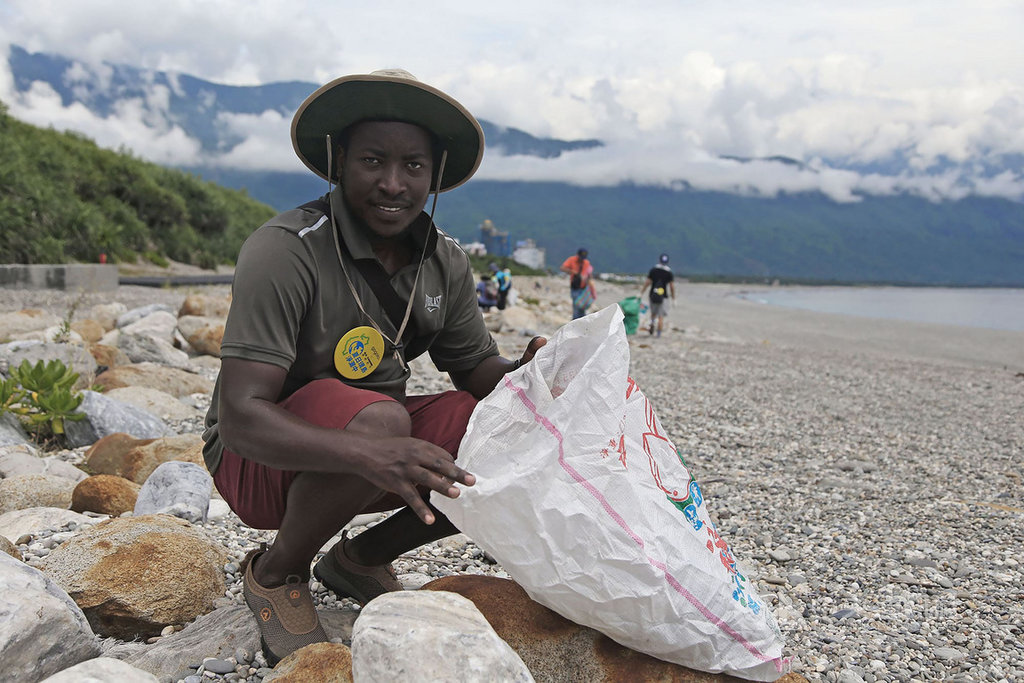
[{"xmin": 334, "ymin": 326, "xmax": 385, "ymax": 379}]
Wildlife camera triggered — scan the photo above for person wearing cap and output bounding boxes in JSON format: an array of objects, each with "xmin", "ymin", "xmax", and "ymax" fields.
[
  {"xmin": 640, "ymin": 253, "xmax": 676, "ymax": 337},
  {"xmin": 201, "ymin": 69, "xmax": 546, "ymax": 664},
  {"xmin": 559, "ymin": 248, "xmax": 596, "ymax": 319},
  {"xmin": 489, "ymin": 261, "xmax": 512, "ymax": 310}
]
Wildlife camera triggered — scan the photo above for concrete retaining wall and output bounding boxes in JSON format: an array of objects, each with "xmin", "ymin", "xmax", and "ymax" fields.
[{"xmin": 0, "ymin": 264, "xmax": 119, "ymax": 291}]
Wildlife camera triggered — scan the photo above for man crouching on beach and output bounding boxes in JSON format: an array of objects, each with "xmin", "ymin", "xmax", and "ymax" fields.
[{"xmin": 201, "ymin": 69, "xmax": 545, "ymax": 664}]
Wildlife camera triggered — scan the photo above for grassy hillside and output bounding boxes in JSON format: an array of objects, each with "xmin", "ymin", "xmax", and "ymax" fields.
[{"xmin": 0, "ymin": 101, "xmax": 275, "ymax": 266}]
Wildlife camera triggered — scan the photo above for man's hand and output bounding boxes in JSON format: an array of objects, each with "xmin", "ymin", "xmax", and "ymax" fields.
[
  {"xmin": 450, "ymin": 335, "xmax": 549, "ymax": 399},
  {"xmin": 518, "ymin": 335, "xmax": 547, "ymax": 367},
  {"xmin": 356, "ymin": 436, "xmax": 476, "ymax": 525}
]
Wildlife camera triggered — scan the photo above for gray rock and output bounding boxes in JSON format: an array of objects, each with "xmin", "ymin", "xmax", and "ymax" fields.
[
  {"xmin": 116, "ymin": 305, "xmax": 174, "ymax": 330},
  {"xmin": 0, "ymin": 507, "xmax": 102, "ymax": 544},
  {"xmin": 933, "ymin": 647, "xmax": 966, "ymax": 661},
  {"xmin": 351, "ymin": 591, "xmax": 533, "ymax": 682},
  {"xmin": 134, "ymin": 461, "xmax": 213, "ymax": 523},
  {"xmin": 0, "ymin": 551, "xmax": 100, "ymax": 681},
  {"xmin": 0, "ymin": 473, "xmax": 76, "ymax": 514},
  {"xmin": 0, "ymin": 444, "xmax": 88, "ymax": 483},
  {"xmin": 202, "ymin": 658, "xmax": 235, "ymax": 674},
  {"xmin": 118, "ymin": 332, "xmax": 189, "ymax": 369},
  {"xmin": 38, "ymin": 657, "xmax": 160, "ymax": 682},
  {"xmin": 768, "ymin": 548, "xmax": 792, "ymax": 562},
  {"xmin": 64, "ymin": 390, "xmax": 171, "ymax": 448},
  {"xmin": 0, "ymin": 340, "xmax": 98, "ymax": 389},
  {"xmin": 104, "ymin": 605, "xmax": 356, "ymax": 681},
  {"xmin": 0, "ymin": 309, "xmax": 61, "ymax": 338},
  {"xmin": 0, "ymin": 413, "xmax": 30, "ymax": 447},
  {"xmin": 104, "ymin": 387, "xmax": 199, "ymax": 422}
]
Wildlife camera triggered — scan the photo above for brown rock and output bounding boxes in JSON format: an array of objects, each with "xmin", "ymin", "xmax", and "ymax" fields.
[
  {"xmin": 88, "ymin": 343, "xmax": 131, "ymax": 369},
  {"xmin": 422, "ymin": 576, "xmax": 803, "ymax": 683},
  {"xmin": 71, "ymin": 319, "xmax": 106, "ymax": 343},
  {"xmin": 85, "ymin": 433, "xmax": 205, "ymax": 484},
  {"xmin": 0, "ymin": 533, "xmax": 21, "ymax": 560},
  {"xmin": 72, "ymin": 474, "xmax": 142, "ymax": 515},
  {"xmin": 38, "ymin": 514, "xmax": 228, "ymax": 640},
  {"xmin": 176, "ymin": 316, "xmax": 225, "ymax": 356},
  {"xmin": 92, "ymin": 363, "xmax": 213, "ymax": 398},
  {"xmin": 178, "ymin": 294, "xmax": 231, "ymax": 319},
  {"xmin": 264, "ymin": 642, "xmax": 354, "ymax": 682},
  {"xmin": 0, "ymin": 474, "xmax": 75, "ymax": 514}
]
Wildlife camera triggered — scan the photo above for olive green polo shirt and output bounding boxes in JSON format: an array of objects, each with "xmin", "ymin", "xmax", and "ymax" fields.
[{"xmin": 202, "ymin": 186, "xmax": 498, "ymax": 473}]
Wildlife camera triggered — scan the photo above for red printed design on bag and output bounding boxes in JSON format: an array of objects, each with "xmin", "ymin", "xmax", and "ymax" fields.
[{"xmin": 639, "ymin": 395, "xmax": 691, "ymax": 502}]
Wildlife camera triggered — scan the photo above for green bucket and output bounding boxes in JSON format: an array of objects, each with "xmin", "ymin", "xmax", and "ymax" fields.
[{"xmin": 618, "ymin": 296, "xmax": 641, "ymax": 335}]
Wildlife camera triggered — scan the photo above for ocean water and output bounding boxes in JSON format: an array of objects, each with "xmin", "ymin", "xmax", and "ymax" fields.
[{"xmin": 737, "ymin": 286, "xmax": 1024, "ymax": 332}]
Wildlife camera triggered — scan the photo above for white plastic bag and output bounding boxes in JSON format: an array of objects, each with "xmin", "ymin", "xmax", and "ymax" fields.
[{"xmin": 432, "ymin": 305, "xmax": 788, "ymax": 680}]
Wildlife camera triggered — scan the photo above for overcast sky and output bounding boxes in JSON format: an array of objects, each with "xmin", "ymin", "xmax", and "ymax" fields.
[{"xmin": 1, "ymin": 0, "xmax": 1022, "ymax": 201}]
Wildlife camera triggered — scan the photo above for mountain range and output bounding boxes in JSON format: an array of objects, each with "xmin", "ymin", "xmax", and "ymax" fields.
[{"xmin": 5, "ymin": 45, "xmax": 1024, "ymax": 286}]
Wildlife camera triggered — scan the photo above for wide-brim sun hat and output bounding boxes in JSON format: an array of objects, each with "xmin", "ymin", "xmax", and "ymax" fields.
[{"xmin": 291, "ymin": 69, "xmax": 484, "ymax": 192}]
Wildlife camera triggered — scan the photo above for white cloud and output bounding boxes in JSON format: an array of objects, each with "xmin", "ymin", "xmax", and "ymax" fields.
[{"xmin": 1, "ymin": 0, "xmax": 1022, "ymax": 201}]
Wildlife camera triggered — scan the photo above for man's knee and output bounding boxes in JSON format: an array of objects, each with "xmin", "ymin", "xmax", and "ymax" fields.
[{"xmin": 348, "ymin": 399, "xmax": 411, "ymax": 437}]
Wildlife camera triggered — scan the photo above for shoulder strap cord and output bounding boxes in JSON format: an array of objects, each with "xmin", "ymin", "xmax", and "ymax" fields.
[{"xmin": 322, "ymin": 135, "xmax": 448, "ymax": 371}]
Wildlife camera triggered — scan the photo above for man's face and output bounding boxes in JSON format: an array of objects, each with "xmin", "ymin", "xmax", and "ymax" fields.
[{"xmin": 338, "ymin": 121, "xmax": 434, "ymax": 240}]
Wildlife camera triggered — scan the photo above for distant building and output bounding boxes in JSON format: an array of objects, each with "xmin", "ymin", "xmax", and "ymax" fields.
[
  {"xmin": 461, "ymin": 241, "xmax": 487, "ymax": 256},
  {"xmin": 512, "ymin": 238, "xmax": 546, "ymax": 270},
  {"xmin": 479, "ymin": 219, "xmax": 510, "ymax": 258}
]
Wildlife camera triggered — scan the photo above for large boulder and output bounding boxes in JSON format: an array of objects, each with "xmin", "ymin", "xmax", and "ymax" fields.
[
  {"xmin": 72, "ymin": 475, "xmax": 141, "ymax": 516},
  {"xmin": 104, "ymin": 386, "xmax": 199, "ymax": 421},
  {"xmin": 0, "ymin": 340, "xmax": 99, "ymax": 390},
  {"xmin": 0, "ymin": 534, "xmax": 20, "ymax": 560},
  {"xmin": 38, "ymin": 657, "xmax": 160, "ymax": 682},
  {"xmin": 38, "ymin": 514, "xmax": 228, "ymax": 640},
  {"xmin": 102, "ymin": 605, "xmax": 357, "ymax": 681},
  {"xmin": 423, "ymin": 576, "xmax": 779, "ymax": 682},
  {"xmin": 70, "ymin": 319, "xmax": 106, "ymax": 343},
  {"xmin": 133, "ymin": 461, "xmax": 212, "ymax": 523},
  {"xmin": 116, "ymin": 305, "xmax": 174, "ymax": 330},
  {"xmin": 499, "ymin": 307, "xmax": 540, "ymax": 334},
  {"xmin": 84, "ymin": 433, "xmax": 204, "ymax": 484},
  {"xmin": 179, "ymin": 293, "xmax": 231, "ymax": 319},
  {"xmin": 0, "ymin": 444, "xmax": 88, "ymax": 483},
  {"xmin": 93, "ymin": 363, "xmax": 213, "ymax": 397},
  {"xmin": 0, "ymin": 414, "xmax": 31, "ymax": 447},
  {"xmin": 0, "ymin": 308, "xmax": 61, "ymax": 337},
  {"xmin": 0, "ymin": 473, "xmax": 75, "ymax": 514},
  {"xmin": 117, "ymin": 332, "xmax": 190, "ymax": 368},
  {"xmin": 0, "ymin": 507, "xmax": 101, "ymax": 544},
  {"xmin": 0, "ymin": 552, "xmax": 101, "ymax": 681},
  {"xmin": 88, "ymin": 343, "xmax": 131, "ymax": 369},
  {"xmin": 64, "ymin": 390, "xmax": 171, "ymax": 448},
  {"xmin": 90, "ymin": 302, "xmax": 128, "ymax": 332},
  {"xmin": 176, "ymin": 315, "xmax": 225, "ymax": 356},
  {"xmin": 265, "ymin": 642, "xmax": 353, "ymax": 682},
  {"xmin": 351, "ymin": 590, "xmax": 533, "ymax": 682}
]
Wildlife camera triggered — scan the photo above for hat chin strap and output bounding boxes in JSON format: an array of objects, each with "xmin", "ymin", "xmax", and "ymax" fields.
[{"xmin": 323, "ymin": 134, "xmax": 448, "ymax": 371}]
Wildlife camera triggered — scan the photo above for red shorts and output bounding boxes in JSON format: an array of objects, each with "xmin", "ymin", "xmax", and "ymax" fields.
[{"xmin": 213, "ymin": 378, "xmax": 478, "ymax": 529}]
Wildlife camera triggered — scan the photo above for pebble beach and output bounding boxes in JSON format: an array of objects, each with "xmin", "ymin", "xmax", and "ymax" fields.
[{"xmin": 5, "ymin": 276, "xmax": 1023, "ymax": 682}]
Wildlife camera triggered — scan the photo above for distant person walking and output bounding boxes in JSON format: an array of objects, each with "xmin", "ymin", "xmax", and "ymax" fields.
[
  {"xmin": 560, "ymin": 248, "xmax": 595, "ymax": 319},
  {"xmin": 640, "ymin": 253, "xmax": 675, "ymax": 336},
  {"xmin": 490, "ymin": 262, "xmax": 512, "ymax": 310}
]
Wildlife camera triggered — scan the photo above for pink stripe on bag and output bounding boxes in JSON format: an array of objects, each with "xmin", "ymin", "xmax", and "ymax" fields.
[{"xmin": 504, "ymin": 376, "xmax": 784, "ymax": 672}]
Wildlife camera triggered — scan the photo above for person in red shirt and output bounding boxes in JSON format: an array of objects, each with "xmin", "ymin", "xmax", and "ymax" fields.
[{"xmin": 560, "ymin": 248, "xmax": 596, "ymax": 319}]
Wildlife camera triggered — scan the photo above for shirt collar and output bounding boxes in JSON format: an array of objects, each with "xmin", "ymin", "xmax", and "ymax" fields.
[{"xmin": 329, "ymin": 186, "xmax": 439, "ymax": 261}]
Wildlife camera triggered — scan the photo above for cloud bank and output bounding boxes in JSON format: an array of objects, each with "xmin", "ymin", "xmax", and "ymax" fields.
[{"xmin": 1, "ymin": 0, "xmax": 1022, "ymax": 202}]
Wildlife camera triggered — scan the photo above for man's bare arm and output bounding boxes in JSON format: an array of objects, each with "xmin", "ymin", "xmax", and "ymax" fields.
[{"xmin": 449, "ymin": 336, "xmax": 547, "ymax": 399}]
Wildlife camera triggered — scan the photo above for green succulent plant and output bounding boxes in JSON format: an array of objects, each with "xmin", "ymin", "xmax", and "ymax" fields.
[{"xmin": 1, "ymin": 359, "xmax": 85, "ymax": 446}]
